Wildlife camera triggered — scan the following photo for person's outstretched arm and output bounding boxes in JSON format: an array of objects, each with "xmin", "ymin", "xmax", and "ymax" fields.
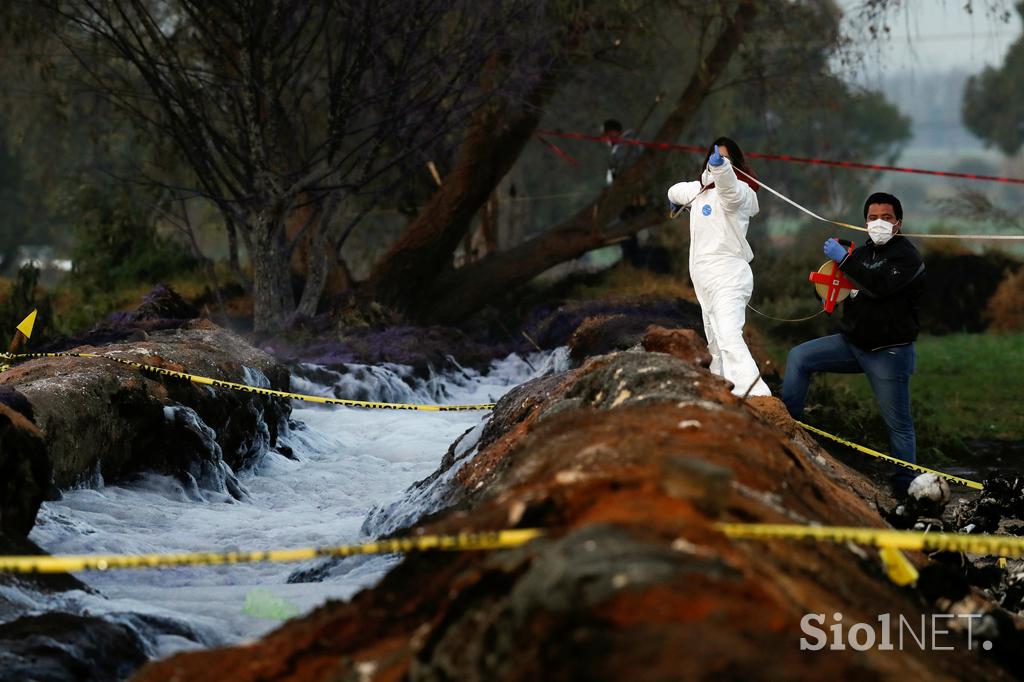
[{"xmin": 709, "ymin": 156, "xmax": 758, "ymax": 217}]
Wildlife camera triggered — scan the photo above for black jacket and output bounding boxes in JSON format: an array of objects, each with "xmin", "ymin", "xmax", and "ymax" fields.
[{"xmin": 836, "ymin": 235, "xmax": 926, "ymax": 351}]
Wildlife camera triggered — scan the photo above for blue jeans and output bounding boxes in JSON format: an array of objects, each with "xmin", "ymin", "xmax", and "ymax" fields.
[{"xmin": 782, "ymin": 334, "xmax": 916, "ymax": 492}]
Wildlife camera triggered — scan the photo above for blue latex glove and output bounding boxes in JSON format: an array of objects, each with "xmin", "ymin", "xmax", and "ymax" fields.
[
  {"xmin": 669, "ymin": 201, "xmax": 682, "ymax": 213},
  {"xmin": 708, "ymin": 144, "xmax": 724, "ymax": 167},
  {"xmin": 823, "ymin": 238, "xmax": 847, "ymax": 263}
]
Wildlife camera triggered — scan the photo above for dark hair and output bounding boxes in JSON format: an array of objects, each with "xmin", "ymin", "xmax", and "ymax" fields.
[
  {"xmin": 603, "ymin": 119, "xmax": 623, "ymax": 133},
  {"xmin": 700, "ymin": 136, "xmax": 758, "ymax": 191},
  {"xmin": 863, "ymin": 192, "xmax": 903, "ymax": 220}
]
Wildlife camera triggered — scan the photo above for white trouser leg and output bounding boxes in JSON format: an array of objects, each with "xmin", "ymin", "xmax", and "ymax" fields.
[
  {"xmin": 696, "ymin": 289, "xmax": 723, "ymax": 376},
  {"xmin": 696, "ymin": 261, "xmax": 770, "ymax": 397}
]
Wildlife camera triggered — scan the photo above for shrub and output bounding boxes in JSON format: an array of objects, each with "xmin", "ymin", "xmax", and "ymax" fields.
[
  {"xmin": 985, "ymin": 265, "xmax": 1024, "ymax": 332},
  {"xmin": 67, "ymin": 184, "xmax": 197, "ymax": 295}
]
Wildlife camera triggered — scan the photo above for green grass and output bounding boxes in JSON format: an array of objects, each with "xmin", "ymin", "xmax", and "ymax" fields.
[
  {"xmin": 828, "ymin": 333, "xmax": 1024, "ymax": 441},
  {"xmin": 768, "ymin": 332, "xmax": 1024, "ymax": 443}
]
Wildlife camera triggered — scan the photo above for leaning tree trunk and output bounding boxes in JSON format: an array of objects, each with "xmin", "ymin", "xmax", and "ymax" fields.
[
  {"xmin": 363, "ymin": 63, "xmax": 564, "ymax": 316},
  {"xmin": 419, "ymin": 0, "xmax": 760, "ymax": 323}
]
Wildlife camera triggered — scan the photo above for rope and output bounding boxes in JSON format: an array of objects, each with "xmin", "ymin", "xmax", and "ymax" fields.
[
  {"xmin": 746, "ymin": 303, "xmax": 824, "ymax": 323},
  {"xmin": 732, "ymin": 165, "xmax": 1024, "ymax": 241}
]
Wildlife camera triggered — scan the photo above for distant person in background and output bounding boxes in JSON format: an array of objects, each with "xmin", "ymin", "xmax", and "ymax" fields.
[
  {"xmin": 603, "ymin": 119, "xmax": 647, "ymax": 264},
  {"xmin": 666, "ymin": 137, "xmax": 770, "ymax": 397},
  {"xmin": 781, "ymin": 192, "xmax": 926, "ymax": 496},
  {"xmin": 603, "ymin": 119, "xmax": 641, "ymax": 186}
]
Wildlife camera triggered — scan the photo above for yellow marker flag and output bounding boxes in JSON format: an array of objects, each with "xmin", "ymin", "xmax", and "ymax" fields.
[
  {"xmin": 16, "ymin": 309, "xmax": 37, "ymax": 339},
  {"xmin": 879, "ymin": 546, "xmax": 919, "ymax": 586}
]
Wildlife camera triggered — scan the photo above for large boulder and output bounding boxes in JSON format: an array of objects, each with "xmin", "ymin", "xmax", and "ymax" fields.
[
  {"xmin": 1, "ymin": 320, "xmax": 291, "ymax": 496},
  {"xmin": 0, "ymin": 613, "xmax": 148, "ymax": 682},
  {"xmin": 0, "ymin": 403, "xmax": 48, "ymax": 538},
  {"xmin": 137, "ymin": 348, "xmax": 1019, "ymax": 680}
]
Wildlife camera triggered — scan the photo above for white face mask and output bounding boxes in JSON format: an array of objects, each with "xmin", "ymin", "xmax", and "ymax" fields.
[{"xmin": 867, "ymin": 218, "xmax": 896, "ymax": 245}]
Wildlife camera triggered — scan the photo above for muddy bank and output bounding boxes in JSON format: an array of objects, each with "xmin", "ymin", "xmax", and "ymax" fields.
[{"xmin": 135, "ymin": 332, "xmax": 1018, "ymax": 680}]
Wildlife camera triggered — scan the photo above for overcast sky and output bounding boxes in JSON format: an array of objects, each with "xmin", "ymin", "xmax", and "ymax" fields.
[{"xmin": 837, "ymin": 0, "xmax": 1021, "ymax": 77}]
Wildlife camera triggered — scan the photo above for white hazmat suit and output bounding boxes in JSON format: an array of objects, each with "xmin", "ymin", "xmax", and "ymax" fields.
[{"xmin": 667, "ymin": 157, "xmax": 771, "ymax": 397}]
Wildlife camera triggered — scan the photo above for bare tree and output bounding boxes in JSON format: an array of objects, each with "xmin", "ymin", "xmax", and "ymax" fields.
[
  {"xmin": 365, "ymin": 0, "xmax": 761, "ymax": 321},
  {"xmin": 36, "ymin": 0, "xmax": 540, "ymax": 331},
  {"xmin": 363, "ymin": 0, "xmax": 656, "ymax": 313}
]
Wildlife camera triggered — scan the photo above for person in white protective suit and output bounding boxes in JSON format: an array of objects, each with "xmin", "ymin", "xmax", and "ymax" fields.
[{"xmin": 666, "ymin": 137, "xmax": 770, "ymax": 397}]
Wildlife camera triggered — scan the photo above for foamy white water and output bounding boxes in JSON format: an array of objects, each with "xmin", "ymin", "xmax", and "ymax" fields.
[{"xmin": 22, "ymin": 348, "xmax": 568, "ymax": 661}]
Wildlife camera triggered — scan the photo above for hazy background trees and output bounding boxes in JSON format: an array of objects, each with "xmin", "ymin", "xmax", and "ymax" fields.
[
  {"xmin": 0, "ymin": 0, "xmax": 1019, "ymax": 334},
  {"xmin": 963, "ymin": 1, "xmax": 1024, "ymax": 156}
]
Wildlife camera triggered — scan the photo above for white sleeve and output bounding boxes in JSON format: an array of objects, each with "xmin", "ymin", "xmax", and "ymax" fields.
[
  {"xmin": 709, "ymin": 158, "xmax": 758, "ymax": 217},
  {"xmin": 667, "ymin": 180, "xmax": 702, "ymax": 207}
]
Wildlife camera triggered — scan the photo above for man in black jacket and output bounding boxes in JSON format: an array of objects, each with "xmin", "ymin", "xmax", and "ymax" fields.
[{"xmin": 782, "ymin": 192, "xmax": 926, "ymax": 495}]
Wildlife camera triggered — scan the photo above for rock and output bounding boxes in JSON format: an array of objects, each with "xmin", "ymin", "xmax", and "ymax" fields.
[
  {"xmin": 642, "ymin": 325, "xmax": 712, "ymax": 367},
  {"xmin": 0, "ymin": 613, "xmax": 148, "ymax": 682},
  {"xmin": 140, "ymin": 346, "xmax": 1013, "ymax": 681},
  {"xmin": 0, "ymin": 404, "xmax": 49, "ymax": 538},
  {"xmin": 0, "ymin": 536, "xmax": 133, "ymax": 680},
  {"xmin": 0, "ymin": 534, "xmax": 208, "ymax": 680},
  {"xmin": 0, "ymin": 385, "xmax": 34, "ymax": 422},
  {"xmin": 1, "ymin": 323, "xmax": 290, "ymax": 497},
  {"xmin": 0, "ymin": 535, "xmax": 93, "ymax": 623},
  {"xmin": 568, "ymin": 314, "xmax": 644, "ymax": 363},
  {"xmin": 524, "ymin": 296, "xmax": 704, "ymax": 351},
  {"xmin": 556, "ymin": 351, "xmax": 724, "ymax": 411}
]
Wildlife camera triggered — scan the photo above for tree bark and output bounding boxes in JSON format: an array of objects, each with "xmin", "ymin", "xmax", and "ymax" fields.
[
  {"xmin": 420, "ymin": 0, "xmax": 760, "ymax": 323},
  {"xmin": 480, "ymin": 192, "xmax": 500, "ymax": 255},
  {"xmin": 251, "ymin": 211, "xmax": 296, "ymax": 333},
  {"xmin": 294, "ymin": 225, "xmax": 332, "ymax": 318}
]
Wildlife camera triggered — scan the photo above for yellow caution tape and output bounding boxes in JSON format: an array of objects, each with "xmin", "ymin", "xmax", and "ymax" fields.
[
  {"xmin": 796, "ymin": 420, "xmax": 983, "ymax": 490},
  {"xmin": 717, "ymin": 522, "xmax": 1024, "ymax": 557},
  {"xmin": 879, "ymin": 546, "xmax": 919, "ymax": 586},
  {"xmin": 0, "ymin": 529, "xmax": 544, "ymax": 574},
  {"xmin": 2, "ymin": 352, "xmax": 496, "ymax": 412}
]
